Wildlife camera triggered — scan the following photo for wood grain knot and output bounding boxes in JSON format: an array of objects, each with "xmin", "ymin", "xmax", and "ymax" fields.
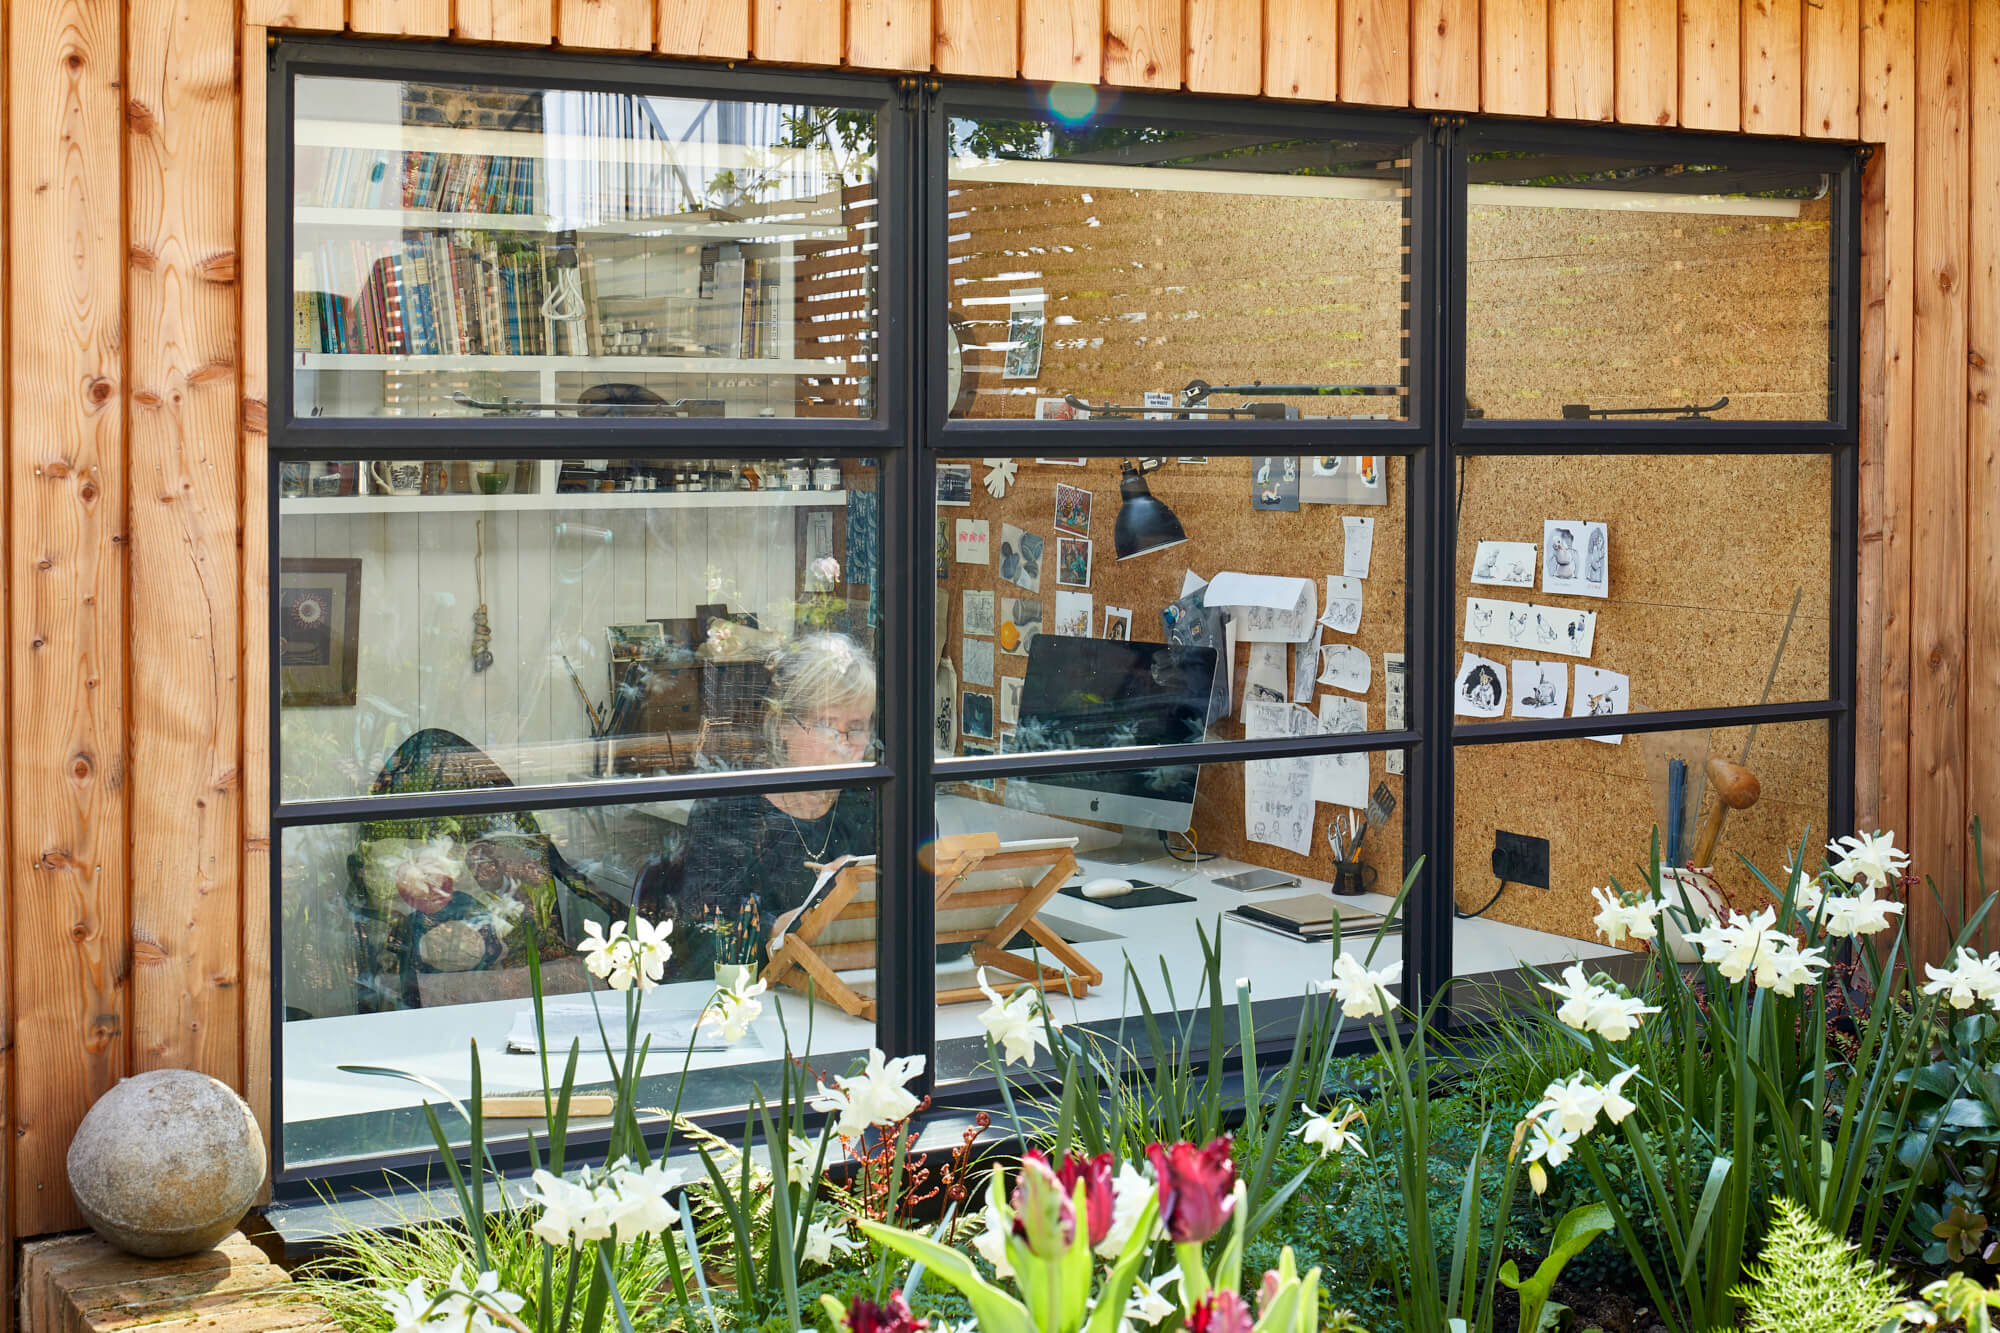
[
  {"xmin": 63, "ymin": 47, "xmax": 84, "ymax": 71},
  {"xmin": 132, "ymin": 936, "xmax": 168, "ymax": 965},
  {"xmin": 127, "ymin": 98, "xmax": 157, "ymax": 135},
  {"xmin": 1938, "ymin": 267, "xmax": 1956, "ymax": 293},
  {"xmin": 85, "ymin": 1016, "xmax": 120, "ymax": 1051},
  {"xmin": 131, "ymin": 244, "xmax": 158, "ymax": 271},
  {"xmin": 87, "ymin": 378, "xmax": 112, "ymax": 405},
  {"xmin": 134, "ymin": 389, "xmax": 163, "ymax": 408},
  {"xmin": 79, "ymin": 482, "xmax": 97, "ymax": 502},
  {"xmin": 1971, "ymin": 350, "xmax": 1987, "ymax": 370},
  {"xmin": 244, "ymin": 399, "xmax": 269, "ymax": 433},
  {"xmin": 197, "ymin": 251, "xmax": 238, "ymax": 283},
  {"xmin": 71, "ymin": 754, "xmax": 93, "ymax": 781}
]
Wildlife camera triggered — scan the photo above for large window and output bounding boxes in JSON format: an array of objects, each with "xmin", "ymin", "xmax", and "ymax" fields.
[{"xmin": 268, "ymin": 42, "xmax": 1857, "ymax": 1183}]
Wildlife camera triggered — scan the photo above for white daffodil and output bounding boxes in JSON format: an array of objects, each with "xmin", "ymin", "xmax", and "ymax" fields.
[
  {"xmin": 809, "ymin": 1047, "xmax": 925, "ymax": 1138},
  {"xmin": 1827, "ymin": 831, "xmax": 1911, "ymax": 890},
  {"xmin": 1521, "ymin": 1116, "xmax": 1580, "ymax": 1196},
  {"xmin": 1681, "ymin": 908, "xmax": 1787, "ymax": 985},
  {"xmin": 1533, "ymin": 1073, "xmax": 1606, "ymax": 1136},
  {"xmin": 436, "ymin": 1268, "xmax": 525, "ymax": 1333},
  {"xmin": 1758, "ymin": 940, "xmax": 1831, "ymax": 997},
  {"xmin": 577, "ymin": 920, "xmax": 633, "ymax": 984},
  {"xmin": 520, "ymin": 1168, "xmax": 613, "ymax": 1247},
  {"xmin": 788, "ymin": 1128, "xmax": 832, "ymax": 1180},
  {"xmin": 1096, "ymin": 1161, "xmax": 1154, "ymax": 1258},
  {"xmin": 698, "ymin": 977, "xmax": 768, "ymax": 1043},
  {"xmin": 976, "ymin": 967, "xmax": 1055, "ymax": 1067},
  {"xmin": 1599, "ymin": 1067, "xmax": 1640, "ymax": 1125},
  {"xmin": 1922, "ymin": 948, "xmax": 2000, "ymax": 1010},
  {"xmin": 1539, "ymin": 964, "xmax": 1660, "ymax": 1042},
  {"xmin": 1323, "ymin": 952, "xmax": 1403, "ymax": 1020},
  {"xmin": 1294, "ymin": 1103, "xmax": 1368, "ymax": 1159},
  {"xmin": 599, "ymin": 1160, "xmax": 676, "ymax": 1238},
  {"xmin": 378, "ymin": 1278, "xmax": 444, "ymax": 1333},
  {"xmin": 1819, "ymin": 886, "xmax": 1906, "ymax": 938},
  {"xmin": 801, "ymin": 1217, "xmax": 864, "ymax": 1266},
  {"xmin": 628, "ymin": 915, "xmax": 673, "ymax": 989},
  {"xmin": 1124, "ymin": 1271, "xmax": 1183, "ymax": 1327},
  {"xmin": 1590, "ymin": 884, "xmax": 1663, "ymax": 946},
  {"xmin": 971, "ymin": 1186, "xmax": 1015, "ymax": 1278}
]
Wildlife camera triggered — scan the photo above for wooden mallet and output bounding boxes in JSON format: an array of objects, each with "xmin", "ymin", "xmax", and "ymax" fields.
[{"xmin": 1690, "ymin": 757, "xmax": 1761, "ymax": 868}]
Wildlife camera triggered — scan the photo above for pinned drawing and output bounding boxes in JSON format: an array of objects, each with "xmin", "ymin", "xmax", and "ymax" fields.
[
  {"xmin": 999, "ymin": 597, "xmax": 1042, "ymax": 657},
  {"xmin": 998, "ymin": 523, "xmax": 1043, "ymax": 592},
  {"xmin": 1573, "ymin": 665, "xmax": 1630, "ymax": 744},
  {"xmin": 1543, "ymin": 520, "xmax": 1609, "ymax": 598},
  {"xmin": 1465, "ymin": 596, "xmax": 1596, "ymax": 658},
  {"xmin": 1251, "ymin": 456, "xmax": 1301, "ymax": 511},
  {"xmin": 963, "ymin": 590, "xmax": 996, "ymax": 637},
  {"xmin": 1101, "ymin": 606, "xmax": 1132, "ymax": 641},
  {"xmin": 1319, "ymin": 576, "xmax": 1364, "ymax": 635},
  {"xmin": 1317, "ymin": 644, "xmax": 1372, "ymax": 694},
  {"xmin": 1053, "ymin": 590, "xmax": 1093, "ymax": 637},
  {"xmin": 1470, "ymin": 540, "xmax": 1536, "ymax": 588},
  {"xmin": 962, "ymin": 637, "xmax": 996, "ymax": 688},
  {"xmin": 1300, "ymin": 455, "xmax": 1388, "ymax": 506},
  {"xmin": 1509, "ymin": 660, "xmax": 1567, "ymax": 719},
  {"xmin": 1454, "ymin": 652, "xmax": 1507, "ymax": 718}
]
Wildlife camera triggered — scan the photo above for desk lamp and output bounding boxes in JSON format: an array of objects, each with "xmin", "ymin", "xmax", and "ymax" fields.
[{"xmin": 1113, "ymin": 459, "xmax": 1186, "ymax": 560}]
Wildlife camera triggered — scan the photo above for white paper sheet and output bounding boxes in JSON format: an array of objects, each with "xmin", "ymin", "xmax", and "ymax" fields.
[
  {"xmin": 1242, "ymin": 642, "xmax": 1289, "ymax": 719},
  {"xmin": 1383, "ymin": 652, "xmax": 1407, "ymax": 775},
  {"xmin": 1292, "ymin": 627, "xmax": 1322, "ymax": 703},
  {"xmin": 1319, "ymin": 576, "xmax": 1364, "ymax": 635},
  {"xmin": 1317, "ymin": 643, "xmax": 1371, "ymax": 694},
  {"xmin": 1181, "ymin": 569, "xmax": 1209, "ymax": 598},
  {"xmin": 962, "ymin": 637, "xmax": 995, "ymax": 687},
  {"xmin": 1543, "ymin": 520, "xmax": 1609, "ymax": 598},
  {"xmin": 963, "ymin": 590, "xmax": 996, "ymax": 637},
  {"xmin": 1207, "ymin": 571, "xmax": 1318, "ymax": 642},
  {"xmin": 1469, "ymin": 540, "xmax": 1536, "ymax": 588},
  {"xmin": 1574, "ymin": 665, "xmax": 1630, "ymax": 744},
  {"xmin": 955, "ymin": 518, "xmax": 990, "ymax": 565},
  {"xmin": 1454, "ymin": 652, "xmax": 1507, "ymax": 718},
  {"xmin": 1314, "ymin": 695, "xmax": 1370, "ymax": 809},
  {"xmin": 1053, "ymin": 590, "xmax": 1093, "ymax": 637},
  {"xmin": 1244, "ymin": 701, "xmax": 1316, "ymax": 856},
  {"xmin": 1342, "ymin": 516, "xmax": 1376, "ymax": 579},
  {"xmin": 1464, "ymin": 596, "xmax": 1597, "ymax": 658},
  {"xmin": 1509, "ymin": 660, "xmax": 1567, "ymax": 718}
]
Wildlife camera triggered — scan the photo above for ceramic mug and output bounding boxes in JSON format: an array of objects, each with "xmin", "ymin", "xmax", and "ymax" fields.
[{"xmin": 368, "ymin": 459, "xmax": 424, "ymax": 496}]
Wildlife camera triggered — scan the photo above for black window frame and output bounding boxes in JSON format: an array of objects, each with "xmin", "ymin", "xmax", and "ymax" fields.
[{"xmin": 263, "ymin": 36, "xmax": 1861, "ymax": 1191}]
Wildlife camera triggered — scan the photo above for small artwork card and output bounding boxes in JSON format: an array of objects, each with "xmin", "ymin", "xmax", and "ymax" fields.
[
  {"xmin": 1053, "ymin": 483, "xmax": 1092, "ymax": 536},
  {"xmin": 1573, "ymin": 665, "xmax": 1630, "ymax": 743},
  {"xmin": 1292, "ymin": 627, "xmax": 1323, "ymax": 703},
  {"xmin": 1543, "ymin": 520, "xmax": 1609, "ymax": 598},
  {"xmin": 999, "ymin": 676, "xmax": 1024, "ymax": 726},
  {"xmin": 1002, "ymin": 291, "xmax": 1044, "ymax": 380},
  {"xmin": 1055, "ymin": 536, "xmax": 1092, "ymax": 588},
  {"xmin": 955, "ymin": 518, "xmax": 990, "ymax": 565},
  {"xmin": 1102, "ymin": 606, "xmax": 1133, "ymax": 641},
  {"xmin": 1317, "ymin": 643, "xmax": 1372, "ymax": 694},
  {"xmin": 962, "ymin": 637, "xmax": 996, "ymax": 688},
  {"xmin": 1053, "ymin": 590, "xmax": 1093, "ymax": 637},
  {"xmin": 1470, "ymin": 540, "xmax": 1536, "ymax": 588},
  {"xmin": 1251, "ymin": 456, "xmax": 1301, "ymax": 511},
  {"xmin": 1300, "ymin": 455, "xmax": 1388, "ymax": 506},
  {"xmin": 1242, "ymin": 642, "xmax": 1290, "ymax": 720},
  {"xmin": 963, "ymin": 589, "xmax": 996, "ymax": 637},
  {"xmin": 1342, "ymin": 516, "xmax": 1375, "ymax": 579},
  {"xmin": 1000, "ymin": 597, "xmax": 1042, "ymax": 656},
  {"xmin": 1510, "ymin": 660, "xmax": 1567, "ymax": 719},
  {"xmin": 1464, "ymin": 596, "xmax": 1597, "ymax": 658},
  {"xmin": 1314, "ymin": 695, "xmax": 1370, "ymax": 809},
  {"xmin": 962, "ymin": 690, "xmax": 995, "ymax": 740},
  {"xmin": 1319, "ymin": 576, "xmax": 1364, "ymax": 635},
  {"xmin": 936, "ymin": 463, "xmax": 974, "ymax": 507},
  {"xmin": 1454, "ymin": 652, "xmax": 1507, "ymax": 718},
  {"xmin": 998, "ymin": 523, "xmax": 1044, "ymax": 592},
  {"xmin": 1144, "ymin": 391, "xmax": 1175, "ymax": 420},
  {"xmin": 1034, "ymin": 399, "xmax": 1089, "ymax": 422}
]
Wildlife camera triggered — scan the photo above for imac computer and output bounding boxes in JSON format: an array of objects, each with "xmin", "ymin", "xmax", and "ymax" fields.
[{"xmin": 1002, "ymin": 635, "xmax": 1219, "ymax": 863}]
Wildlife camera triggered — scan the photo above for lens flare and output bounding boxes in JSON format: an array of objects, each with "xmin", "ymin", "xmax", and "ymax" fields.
[{"xmin": 1045, "ymin": 83, "xmax": 1098, "ymax": 125}]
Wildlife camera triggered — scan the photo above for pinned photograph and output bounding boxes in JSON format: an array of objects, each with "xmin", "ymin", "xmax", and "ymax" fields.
[
  {"xmin": 1510, "ymin": 660, "xmax": 1568, "ymax": 719},
  {"xmin": 937, "ymin": 463, "xmax": 974, "ymax": 507},
  {"xmin": 1053, "ymin": 483, "xmax": 1092, "ymax": 536},
  {"xmin": 1102, "ymin": 606, "xmax": 1132, "ymax": 640},
  {"xmin": 962, "ymin": 690, "xmax": 995, "ymax": 740},
  {"xmin": 998, "ymin": 523, "xmax": 1044, "ymax": 592},
  {"xmin": 1055, "ymin": 536, "xmax": 1092, "ymax": 588},
  {"xmin": 1001, "ymin": 290, "xmax": 1044, "ymax": 380},
  {"xmin": 1053, "ymin": 590, "xmax": 1093, "ymax": 637},
  {"xmin": 1317, "ymin": 643, "xmax": 1372, "ymax": 694},
  {"xmin": 1454, "ymin": 652, "xmax": 1507, "ymax": 718},
  {"xmin": 1300, "ymin": 455, "xmax": 1388, "ymax": 506},
  {"xmin": 1543, "ymin": 520, "xmax": 1609, "ymax": 598},
  {"xmin": 999, "ymin": 676, "xmax": 1024, "ymax": 726},
  {"xmin": 1251, "ymin": 455, "xmax": 1301, "ymax": 511},
  {"xmin": 999, "ymin": 597, "xmax": 1043, "ymax": 656},
  {"xmin": 1034, "ymin": 399, "xmax": 1089, "ymax": 422},
  {"xmin": 1319, "ymin": 575, "xmax": 1364, "ymax": 635},
  {"xmin": 954, "ymin": 518, "xmax": 990, "ymax": 565},
  {"xmin": 963, "ymin": 589, "xmax": 996, "ymax": 637},
  {"xmin": 1470, "ymin": 540, "xmax": 1537, "ymax": 588},
  {"xmin": 1573, "ymin": 665, "xmax": 1630, "ymax": 743},
  {"xmin": 962, "ymin": 637, "xmax": 996, "ymax": 688}
]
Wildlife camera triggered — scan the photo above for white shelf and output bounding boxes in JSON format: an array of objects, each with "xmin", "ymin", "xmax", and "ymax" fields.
[
  {"xmin": 279, "ymin": 488, "xmax": 847, "ymax": 516},
  {"xmin": 293, "ymin": 205, "xmax": 845, "ymax": 243},
  {"xmin": 294, "ymin": 352, "xmax": 847, "ymax": 375},
  {"xmin": 294, "ymin": 119, "xmax": 843, "ymax": 172}
]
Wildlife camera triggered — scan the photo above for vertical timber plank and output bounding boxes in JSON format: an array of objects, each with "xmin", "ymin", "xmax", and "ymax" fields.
[
  {"xmin": 937, "ymin": 0, "xmax": 1018, "ymax": 76},
  {"xmin": 0, "ymin": 0, "xmax": 11, "ymax": 1298},
  {"xmin": 1341, "ymin": 0, "xmax": 1411, "ymax": 107},
  {"xmin": 1550, "ymin": 0, "xmax": 1614, "ymax": 121},
  {"xmin": 1021, "ymin": 0, "xmax": 1100, "ymax": 80},
  {"xmin": 1679, "ymin": 0, "xmax": 1741, "ymax": 130},
  {"xmin": 350, "ymin": 0, "xmax": 453, "ymax": 36},
  {"xmin": 1264, "ymin": 0, "xmax": 1336, "ymax": 100},
  {"xmin": 128, "ymin": 0, "xmax": 242, "ymax": 1088},
  {"xmin": 1910, "ymin": 0, "xmax": 1969, "ymax": 950},
  {"xmin": 9, "ymin": 0, "xmax": 128, "ymax": 1238},
  {"xmin": 1104, "ymin": 0, "xmax": 1181, "ymax": 88},
  {"xmin": 1483, "ymin": 0, "xmax": 1549, "ymax": 116},
  {"xmin": 242, "ymin": 0, "xmax": 343, "ymax": 28},
  {"xmin": 1803, "ymin": 0, "xmax": 1859, "ymax": 138},
  {"xmin": 1741, "ymin": 0, "xmax": 1802, "ymax": 135},
  {"xmin": 1967, "ymin": 0, "xmax": 1999, "ymax": 922},
  {"xmin": 1615, "ymin": 0, "xmax": 1677, "ymax": 124},
  {"xmin": 558, "ymin": 0, "xmax": 655, "ymax": 49},
  {"xmin": 456, "ymin": 0, "xmax": 557, "ymax": 43},
  {"xmin": 1411, "ymin": 0, "xmax": 1479, "ymax": 108},
  {"xmin": 659, "ymin": 0, "xmax": 750, "ymax": 56},
  {"xmin": 241, "ymin": 24, "xmax": 274, "ymax": 1185},
  {"xmin": 848, "ymin": 0, "xmax": 931, "ymax": 69},
  {"xmin": 753, "ymin": 0, "xmax": 842, "ymax": 64},
  {"xmin": 1186, "ymin": 0, "xmax": 1261, "ymax": 94}
]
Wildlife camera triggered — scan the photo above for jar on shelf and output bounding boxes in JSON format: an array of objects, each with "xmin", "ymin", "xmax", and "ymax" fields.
[
  {"xmin": 784, "ymin": 458, "xmax": 810, "ymax": 491},
  {"xmin": 813, "ymin": 458, "xmax": 841, "ymax": 492}
]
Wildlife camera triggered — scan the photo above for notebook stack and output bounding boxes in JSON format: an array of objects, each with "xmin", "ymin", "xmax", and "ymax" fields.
[{"xmin": 1225, "ymin": 893, "xmax": 1393, "ymax": 943}]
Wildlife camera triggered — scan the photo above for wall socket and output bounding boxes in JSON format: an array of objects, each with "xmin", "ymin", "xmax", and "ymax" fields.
[{"xmin": 1493, "ymin": 830, "xmax": 1551, "ymax": 889}]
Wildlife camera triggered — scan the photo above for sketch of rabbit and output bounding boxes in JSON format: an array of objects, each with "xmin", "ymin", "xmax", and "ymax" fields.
[
  {"xmin": 1584, "ymin": 526, "xmax": 1607, "ymax": 587},
  {"xmin": 1474, "ymin": 546, "xmax": 1500, "ymax": 579},
  {"xmin": 1548, "ymin": 526, "xmax": 1577, "ymax": 581}
]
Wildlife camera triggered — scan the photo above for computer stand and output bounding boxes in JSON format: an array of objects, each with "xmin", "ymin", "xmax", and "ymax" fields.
[{"xmin": 1080, "ymin": 825, "xmax": 1176, "ymax": 867}]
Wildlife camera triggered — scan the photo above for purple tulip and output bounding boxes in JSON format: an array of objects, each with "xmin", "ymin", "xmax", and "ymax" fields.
[
  {"xmin": 1052, "ymin": 1151, "xmax": 1117, "ymax": 1250},
  {"xmin": 846, "ymin": 1290, "xmax": 928, "ymax": 1333},
  {"xmin": 1146, "ymin": 1137, "xmax": 1237, "ymax": 1244},
  {"xmin": 1187, "ymin": 1290, "xmax": 1254, "ymax": 1333}
]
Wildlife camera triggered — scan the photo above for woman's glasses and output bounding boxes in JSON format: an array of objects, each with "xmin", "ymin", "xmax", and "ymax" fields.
[{"xmin": 788, "ymin": 715, "xmax": 875, "ymax": 750}]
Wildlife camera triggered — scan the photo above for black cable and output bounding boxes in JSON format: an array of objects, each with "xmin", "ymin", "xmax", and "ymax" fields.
[
  {"xmin": 1456, "ymin": 877, "xmax": 1509, "ymax": 920},
  {"xmin": 1161, "ymin": 829, "xmax": 1214, "ymax": 862}
]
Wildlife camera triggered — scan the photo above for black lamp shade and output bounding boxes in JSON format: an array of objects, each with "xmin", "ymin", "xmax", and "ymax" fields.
[{"xmin": 1113, "ymin": 462, "xmax": 1187, "ymax": 560}]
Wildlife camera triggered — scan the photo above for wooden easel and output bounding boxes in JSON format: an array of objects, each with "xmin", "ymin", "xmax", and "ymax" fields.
[{"xmin": 758, "ymin": 833, "xmax": 1103, "ymax": 1021}]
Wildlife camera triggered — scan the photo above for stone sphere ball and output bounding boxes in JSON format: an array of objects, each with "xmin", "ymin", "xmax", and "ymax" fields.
[{"xmin": 66, "ymin": 1069, "xmax": 266, "ymax": 1258}]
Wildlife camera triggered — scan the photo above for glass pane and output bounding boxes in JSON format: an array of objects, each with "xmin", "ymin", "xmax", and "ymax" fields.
[
  {"xmin": 277, "ymin": 455, "xmax": 881, "ymax": 801},
  {"xmin": 281, "ymin": 785, "xmax": 876, "ymax": 1168},
  {"xmin": 292, "ymin": 77, "xmax": 877, "ymax": 420},
  {"xmin": 1464, "ymin": 149, "xmax": 1835, "ymax": 421},
  {"xmin": 930, "ymin": 750, "xmax": 1413, "ymax": 1085},
  {"xmin": 1452, "ymin": 453, "xmax": 1831, "ymax": 725},
  {"xmin": 946, "ymin": 115, "xmax": 1413, "ymax": 421},
  {"xmin": 1451, "ymin": 720, "xmax": 1831, "ymax": 983},
  {"xmin": 932, "ymin": 456, "xmax": 1406, "ymax": 776}
]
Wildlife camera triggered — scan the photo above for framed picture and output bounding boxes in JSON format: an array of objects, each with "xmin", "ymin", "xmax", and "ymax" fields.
[{"xmin": 279, "ymin": 558, "xmax": 362, "ymax": 707}]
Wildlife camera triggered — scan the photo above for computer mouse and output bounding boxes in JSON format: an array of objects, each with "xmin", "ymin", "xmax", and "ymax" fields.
[{"xmin": 1081, "ymin": 877, "xmax": 1135, "ymax": 900}]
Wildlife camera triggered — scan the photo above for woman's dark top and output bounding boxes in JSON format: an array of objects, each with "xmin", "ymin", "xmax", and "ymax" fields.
[{"xmin": 676, "ymin": 788, "xmax": 874, "ymax": 976}]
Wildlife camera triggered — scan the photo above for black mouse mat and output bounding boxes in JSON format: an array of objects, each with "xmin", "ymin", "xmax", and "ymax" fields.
[{"xmin": 1058, "ymin": 880, "xmax": 1196, "ymax": 909}]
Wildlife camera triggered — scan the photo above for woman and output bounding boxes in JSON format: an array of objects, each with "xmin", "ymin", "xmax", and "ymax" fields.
[{"xmin": 677, "ymin": 633, "xmax": 877, "ymax": 977}]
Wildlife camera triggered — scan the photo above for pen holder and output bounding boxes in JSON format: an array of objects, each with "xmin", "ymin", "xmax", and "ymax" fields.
[{"xmin": 1331, "ymin": 860, "xmax": 1376, "ymax": 897}]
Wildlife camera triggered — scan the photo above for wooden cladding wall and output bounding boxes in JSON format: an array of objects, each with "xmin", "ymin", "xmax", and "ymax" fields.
[{"xmin": 0, "ymin": 0, "xmax": 1986, "ymax": 1256}]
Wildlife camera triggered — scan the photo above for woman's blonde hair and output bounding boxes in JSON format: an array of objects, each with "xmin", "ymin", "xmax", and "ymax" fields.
[{"xmin": 763, "ymin": 633, "xmax": 877, "ymax": 762}]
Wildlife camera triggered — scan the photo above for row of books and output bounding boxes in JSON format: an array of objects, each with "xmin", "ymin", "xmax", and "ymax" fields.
[
  {"xmin": 295, "ymin": 236, "xmax": 584, "ymax": 358},
  {"xmin": 1224, "ymin": 893, "xmax": 1393, "ymax": 943},
  {"xmin": 296, "ymin": 145, "xmax": 541, "ymax": 215}
]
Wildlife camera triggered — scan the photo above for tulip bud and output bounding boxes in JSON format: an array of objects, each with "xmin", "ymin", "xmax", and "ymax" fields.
[
  {"xmin": 1009, "ymin": 1152, "xmax": 1077, "ymax": 1257},
  {"xmin": 1146, "ymin": 1137, "xmax": 1237, "ymax": 1244},
  {"xmin": 1187, "ymin": 1289, "xmax": 1254, "ymax": 1333},
  {"xmin": 1053, "ymin": 1151, "xmax": 1116, "ymax": 1250}
]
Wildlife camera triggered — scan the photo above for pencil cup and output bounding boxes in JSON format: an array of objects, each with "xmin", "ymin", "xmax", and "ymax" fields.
[{"xmin": 1332, "ymin": 860, "xmax": 1377, "ymax": 897}]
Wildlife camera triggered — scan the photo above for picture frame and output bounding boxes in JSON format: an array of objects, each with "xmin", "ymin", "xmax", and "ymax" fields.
[{"xmin": 278, "ymin": 557, "xmax": 362, "ymax": 708}]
